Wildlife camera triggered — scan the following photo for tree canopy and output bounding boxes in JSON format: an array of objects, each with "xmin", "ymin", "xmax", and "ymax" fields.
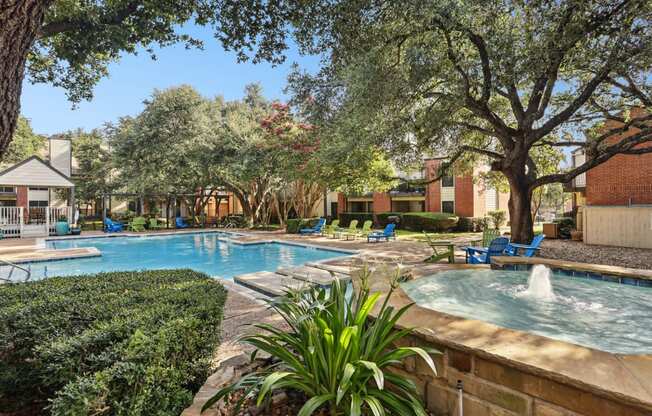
[{"xmin": 1, "ymin": 116, "xmax": 45, "ymax": 166}]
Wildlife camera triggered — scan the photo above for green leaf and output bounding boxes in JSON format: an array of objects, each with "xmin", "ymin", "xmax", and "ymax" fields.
[
  {"xmin": 350, "ymin": 393, "xmax": 363, "ymax": 416},
  {"xmin": 297, "ymin": 394, "xmax": 334, "ymax": 416},
  {"xmin": 358, "ymin": 360, "xmax": 384, "ymax": 390},
  {"xmin": 364, "ymin": 396, "xmax": 386, "ymax": 416},
  {"xmin": 257, "ymin": 372, "xmax": 292, "ymax": 406}
]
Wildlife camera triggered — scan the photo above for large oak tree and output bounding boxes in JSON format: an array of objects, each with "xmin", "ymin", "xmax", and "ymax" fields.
[{"xmin": 248, "ymin": 0, "xmax": 652, "ymax": 242}]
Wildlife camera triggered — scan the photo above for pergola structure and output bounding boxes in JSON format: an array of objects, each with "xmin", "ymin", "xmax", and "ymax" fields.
[{"xmin": 0, "ymin": 156, "xmax": 75, "ymax": 238}]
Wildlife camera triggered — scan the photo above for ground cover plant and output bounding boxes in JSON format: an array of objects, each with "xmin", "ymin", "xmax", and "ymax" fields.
[
  {"xmin": 0, "ymin": 269, "xmax": 227, "ymax": 416},
  {"xmin": 203, "ymin": 267, "xmax": 438, "ymax": 415}
]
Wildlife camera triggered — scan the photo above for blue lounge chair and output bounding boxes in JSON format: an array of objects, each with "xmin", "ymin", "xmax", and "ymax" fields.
[
  {"xmin": 176, "ymin": 217, "xmax": 190, "ymax": 229},
  {"xmin": 504, "ymin": 234, "xmax": 545, "ymax": 257},
  {"xmin": 103, "ymin": 217, "xmax": 124, "ymax": 233},
  {"xmin": 299, "ymin": 218, "xmax": 326, "ymax": 235},
  {"xmin": 367, "ymin": 223, "xmax": 396, "ymax": 243},
  {"xmin": 465, "ymin": 237, "xmax": 510, "ymax": 264}
]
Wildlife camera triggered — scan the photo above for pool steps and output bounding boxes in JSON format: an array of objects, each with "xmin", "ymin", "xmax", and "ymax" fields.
[{"xmin": 234, "ymin": 264, "xmax": 352, "ymax": 297}]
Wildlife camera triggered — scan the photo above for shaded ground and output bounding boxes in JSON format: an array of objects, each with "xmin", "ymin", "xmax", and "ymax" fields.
[{"xmin": 539, "ymin": 239, "xmax": 652, "ymax": 270}]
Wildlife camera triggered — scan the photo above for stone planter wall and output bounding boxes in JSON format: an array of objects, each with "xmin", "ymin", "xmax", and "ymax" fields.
[{"xmin": 388, "ymin": 333, "xmax": 650, "ymax": 416}]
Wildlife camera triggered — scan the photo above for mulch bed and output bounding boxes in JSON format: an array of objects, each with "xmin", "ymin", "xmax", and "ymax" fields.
[{"xmin": 538, "ymin": 239, "xmax": 652, "ymax": 270}]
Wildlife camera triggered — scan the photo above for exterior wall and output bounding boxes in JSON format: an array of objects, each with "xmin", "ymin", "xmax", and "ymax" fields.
[
  {"xmin": 16, "ymin": 187, "xmax": 28, "ymax": 209},
  {"xmin": 425, "ymin": 159, "xmax": 441, "ymax": 212},
  {"xmin": 454, "ymin": 176, "xmax": 475, "ymax": 217},
  {"xmin": 337, "ymin": 193, "xmax": 347, "ymax": 215},
  {"xmin": 583, "ymin": 206, "xmax": 652, "ymax": 249},
  {"xmin": 372, "ymin": 192, "xmax": 391, "ymax": 213},
  {"xmin": 389, "ymin": 332, "xmax": 649, "ymax": 416},
  {"xmin": 585, "ymin": 109, "xmax": 652, "ymax": 206},
  {"xmin": 48, "ymin": 138, "xmax": 72, "ymax": 177}
]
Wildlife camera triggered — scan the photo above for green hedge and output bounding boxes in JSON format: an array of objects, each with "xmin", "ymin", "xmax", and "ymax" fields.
[
  {"xmin": 455, "ymin": 217, "xmax": 491, "ymax": 232},
  {"xmin": 400, "ymin": 212, "xmax": 459, "ymax": 232},
  {"xmin": 286, "ymin": 218, "xmax": 321, "ymax": 233},
  {"xmin": 375, "ymin": 212, "xmax": 403, "ymax": 227},
  {"xmin": 0, "ymin": 270, "xmax": 227, "ymax": 415},
  {"xmin": 338, "ymin": 212, "xmax": 374, "ymax": 227}
]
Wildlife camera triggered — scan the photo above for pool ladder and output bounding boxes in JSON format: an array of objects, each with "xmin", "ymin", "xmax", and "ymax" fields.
[{"xmin": 0, "ymin": 258, "xmax": 32, "ymax": 283}]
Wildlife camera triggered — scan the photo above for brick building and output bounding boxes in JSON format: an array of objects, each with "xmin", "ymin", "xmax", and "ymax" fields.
[
  {"xmin": 336, "ymin": 158, "xmax": 510, "ymax": 219},
  {"xmin": 567, "ymin": 108, "xmax": 652, "ymax": 248}
]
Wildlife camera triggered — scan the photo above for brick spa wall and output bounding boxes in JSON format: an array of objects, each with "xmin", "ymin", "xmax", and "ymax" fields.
[{"xmin": 388, "ymin": 333, "xmax": 650, "ymax": 416}]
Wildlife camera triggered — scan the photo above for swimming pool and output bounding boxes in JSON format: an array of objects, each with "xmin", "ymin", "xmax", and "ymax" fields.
[{"xmin": 28, "ymin": 233, "xmax": 350, "ymax": 279}]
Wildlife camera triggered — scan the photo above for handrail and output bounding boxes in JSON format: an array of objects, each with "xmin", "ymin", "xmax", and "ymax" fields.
[{"xmin": 0, "ymin": 257, "xmax": 31, "ymax": 282}]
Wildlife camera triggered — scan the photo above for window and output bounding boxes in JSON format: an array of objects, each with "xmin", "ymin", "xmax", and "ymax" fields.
[
  {"xmin": 29, "ymin": 187, "xmax": 48, "ymax": 191},
  {"xmin": 29, "ymin": 200, "xmax": 48, "ymax": 207},
  {"xmin": 0, "ymin": 186, "xmax": 15, "ymax": 193},
  {"xmin": 441, "ymin": 175, "xmax": 454, "ymax": 188},
  {"xmin": 442, "ymin": 201, "xmax": 455, "ymax": 214}
]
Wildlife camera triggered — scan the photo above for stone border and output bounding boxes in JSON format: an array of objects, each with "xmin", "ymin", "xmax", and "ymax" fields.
[{"xmin": 360, "ymin": 264, "xmax": 652, "ymax": 416}]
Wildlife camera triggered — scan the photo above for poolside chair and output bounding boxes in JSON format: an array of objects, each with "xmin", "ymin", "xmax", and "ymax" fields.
[
  {"xmin": 175, "ymin": 217, "xmax": 190, "ymax": 229},
  {"xmin": 323, "ymin": 219, "xmax": 340, "ymax": 238},
  {"xmin": 465, "ymin": 237, "xmax": 510, "ymax": 264},
  {"xmin": 471, "ymin": 228, "xmax": 502, "ymax": 247},
  {"xmin": 344, "ymin": 220, "xmax": 372, "ymax": 240},
  {"xmin": 335, "ymin": 219, "xmax": 358, "ymax": 239},
  {"xmin": 149, "ymin": 218, "xmax": 166, "ymax": 230},
  {"xmin": 423, "ymin": 231, "xmax": 455, "ymax": 263},
  {"xmin": 103, "ymin": 217, "xmax": 124, "ymax": 233},
  {"xmin": 504, "ymin": 234, "xmax": 545, "ymax": 257},
  {"xmin": 299, "ymin": 218, "xmax": 326, "ymax": 235},
  {"xmin": 367, "ymin": 223, "xmax": 396, "ymax": 243},
  {"xmin": 128, "ymin": 216, "xmax": 147, "ymax": 232}
]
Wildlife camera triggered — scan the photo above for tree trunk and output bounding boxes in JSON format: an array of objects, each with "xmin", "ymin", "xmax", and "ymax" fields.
[
  {"xmin": 507, "ymin": 182, "xmax": 535, "ymax": 244},
  {"xmin": 0, "ymin": 1, "xmax": 51, "ymax": 157}
]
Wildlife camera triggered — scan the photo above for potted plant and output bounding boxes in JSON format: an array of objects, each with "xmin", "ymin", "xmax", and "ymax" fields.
[
  {"xmin": 70, "ymin": 217, "xmax": 83, "ymax": 235},
  {"xmin": 55, "ymin": 215, "xmax": 70, "ymax": 236}
]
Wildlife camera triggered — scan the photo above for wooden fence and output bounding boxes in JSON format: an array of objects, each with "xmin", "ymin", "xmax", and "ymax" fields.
[{"xmin": 583, "ymin": 205, "xmax": 652, "ymax": 249}]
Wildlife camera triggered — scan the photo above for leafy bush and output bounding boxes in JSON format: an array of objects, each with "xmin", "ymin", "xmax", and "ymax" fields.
[
  {"xmin": 376, "ymin": 212, "xmax": 404, "ymax": 227},
  {"xmin": 204, "ymin": 266, "xmax": 439, "ymax": 415},
  {"xmin": 0, "ymin": 269, "xmax": 227, "ymax": 415},
  {"xmin": 286, "ymin": 218, "xmax": 321, "ymax": 233},
  {"xmin": 456, "ymin": 216, "xmax": 492, "ymax": 232},
  {"xmin": 339, "ymin": 212, "xmax": 374, "ymax": 227},
  {"xmin": 554, "ymin": 217, "xmax": 575, "ymax": 239},
  {"xmin": 488, "ymin": 210, "xmax": 507, "ymax": 229},
  {"xmin": 401, "ymin": 212, "xmax": 459, "ymax": 232}
]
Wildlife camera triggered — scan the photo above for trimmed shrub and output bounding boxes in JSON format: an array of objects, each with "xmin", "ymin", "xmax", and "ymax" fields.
[
  {"xmin": 401, "ymin": 212, "xmax": 459, "ymax": 232},
  {"xmin": 0, "ymin": 269, "xmax": 227, "ymax": 415},
  {"xmin": 338, "ymin": 212, "xmax": 374, "ymax": 227},
  {"xmin": 376, "ymin": 212, "xmax": 403, "ymax": 227},
  {"xmin": 488, "ymin": 210, "xmax": 507, "ymax": 229},
  {"xmin": 286, "ymin": 218, "xmax": 320, "ymax": 233},
  {"xmin": 554, "ymin": 217, "xmax": 575, "ymax": 239},
  {"xmin": 456, "ymin": 216, "xmax": 492, "ymax": 232}
]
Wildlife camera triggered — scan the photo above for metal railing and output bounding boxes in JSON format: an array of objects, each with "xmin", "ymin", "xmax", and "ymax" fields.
[{"xmin": 0, "ymin": 258, "xmax": 31, "ymax": 283}]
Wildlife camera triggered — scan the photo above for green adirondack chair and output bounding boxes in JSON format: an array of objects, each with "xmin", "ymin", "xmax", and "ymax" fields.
[
  {"xmin": 128, "ymin": 216, "xmax": 147, "ymax": 232},
  {"xmin": 422, "ymin": 231, "xmax": 455, "ymax": 263},
  {"xmin": 472, "ymin": 228, "xmax": 502, "ymax": 247},
  {"xmin": 336, "ymin": 220, "xmax": 358, "ymax": 239},
  {"xmin": 149, "ymin": 218, "xmax": 165, "ymax": 230},
  {"xmin": 323, "ymin": 219, "xmax": 340, "ymax": 238},
  {"xmin": 345, "ymin": 220, "xmax": 373, "ymax": 240}
]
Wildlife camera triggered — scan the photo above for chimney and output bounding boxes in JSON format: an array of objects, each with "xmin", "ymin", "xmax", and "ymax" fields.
[{"xmin": 48, "ymin": 136, "xmax": 72, "ymax": 177}]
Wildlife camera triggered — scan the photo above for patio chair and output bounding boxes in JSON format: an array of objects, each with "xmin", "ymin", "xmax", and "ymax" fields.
[
  {"xmin": 367, "ymin": 223, "xmax": 396, "ymax": 243},
  {"xmin": 470, "ymin": 228, "xmax": 501, "ymax": 247},
  {"xmin": 422, "ymin": 231, "xmax": 455, "ymax": 263},
  {"xmin": 504, "ymin": 234, "xmax": 545, "ymax": 257},
  {"xmin": 175, "ymin": 217, "xmax": 190, "ymax": 229},
  {"xmin": 103, "ymin": 217, "xmax": 124, "ymax": 233},
  {"xmin": 335, "ymin": 219, "xmax": 358, "ymax": 239},
  {"xmin": 344, "ymin": 220, "xmax": 372, "ymax": 240},
  {"xmin": 149, "ymin": 218, "xmax": 166, "ymax": 230},
  {"xmin": 322, "ymin": 219, "xmax": 340, "ymax": 238},
  {"xmin": 299, "ymin": 218, "xmax": 326, "ymax": 235},
  {"xmin": 128, "ymin": 216, "xmax": 147, "ymax": 232},
  {"xmin": 466, "ymin": 237, "xmax": 510, "ymax": 264}
]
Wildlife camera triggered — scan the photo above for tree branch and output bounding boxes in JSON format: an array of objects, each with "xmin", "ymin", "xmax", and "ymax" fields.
[{"xmin": 38, "ymin": 1, "xmax": 141, "ymax": 38}]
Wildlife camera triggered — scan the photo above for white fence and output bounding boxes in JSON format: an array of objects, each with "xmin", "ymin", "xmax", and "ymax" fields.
[
  {"xmin": 583, "ymin": 205, "xmax": 652, "ymax": 249},
  {"xmin": 0, "ymin": 206, "xmax": 72, "ymax": 238}
]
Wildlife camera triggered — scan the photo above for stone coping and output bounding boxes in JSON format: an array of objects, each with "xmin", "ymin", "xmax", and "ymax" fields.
[
  {"xmin": 492, "ymin": 256, "xmax": 652, "ymax": 281},
  {"xmin": 362, "ymin": 264, "xmax": 652, "ymax": 413},
  {"xmin": 3, "ymin": 247, "xmax": 101, "ymax": 264}
]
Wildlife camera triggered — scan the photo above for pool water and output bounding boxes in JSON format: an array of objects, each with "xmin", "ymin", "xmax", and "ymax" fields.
[
  {"xmin": 401, "ymin": 269, "xmax": 652, "ymax": 354},
  {"xmin": 29, "ymin": 233, "xmax": 348, "ymax": 279}
]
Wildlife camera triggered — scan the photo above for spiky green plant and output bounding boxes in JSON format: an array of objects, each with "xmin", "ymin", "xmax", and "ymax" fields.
[{"xmin": 202, "ymin": 266, "xmax": 439, "ymax": 415}]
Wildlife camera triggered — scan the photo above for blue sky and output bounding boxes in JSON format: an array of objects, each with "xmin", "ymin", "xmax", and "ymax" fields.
[{"xmin": 20, "ymin": 24, "xmax": 320, "ymax": 136}]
